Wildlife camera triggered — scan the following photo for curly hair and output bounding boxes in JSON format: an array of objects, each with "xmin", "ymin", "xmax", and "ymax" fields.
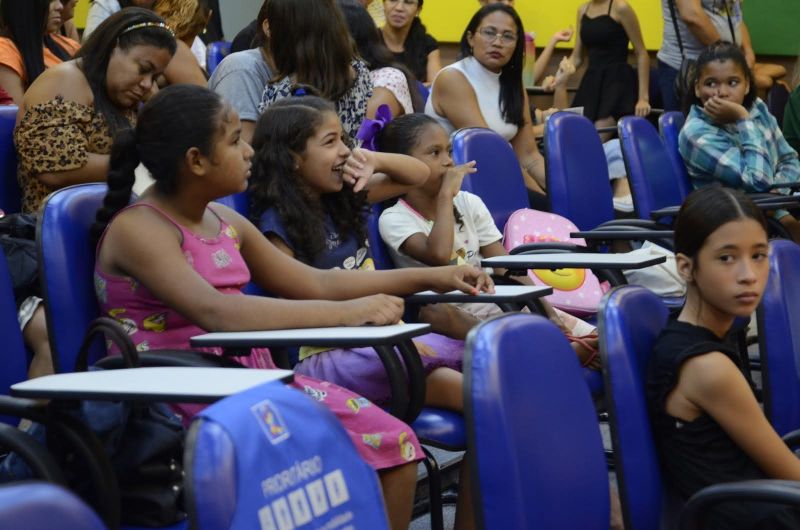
[
  {"xmin": 249, "ymin": 96, "xmax": 368, "ymax": 265},
  {"xmin": 153, "ymin": 0, "xmax": 210, "ymax": 42}
]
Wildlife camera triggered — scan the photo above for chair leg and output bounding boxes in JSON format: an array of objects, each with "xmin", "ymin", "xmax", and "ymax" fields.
[{"xmin": 422, "ymin": 446, "xmax": 444, "ymax": 530}]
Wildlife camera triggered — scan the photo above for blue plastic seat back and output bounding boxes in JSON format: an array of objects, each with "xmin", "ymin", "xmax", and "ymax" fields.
[
  {"xmin": 186, "ymin": 381, "xmax": 389, "ymax": 530},
  {"xmin": 0, "ymin": 250, "xmax": 31, "ymax": 423},
  {"xmin": 451, "ymin": 127, "xmax": 528, "ymax": 231},
  {"xmin": 759, "ymin": 240, "xmax": 800, "ymax": 436},
  {"xmin": 367, "ymin": 203, "xmax": 394, "ymax": 270},
  {"xmin": 618, "ymin": 116, "xmax": 686, "ymax": 220},
  {"xmin": 0, "ymin": 105, "xmax": 20, "ymax": 214},
  {"xmin": 465, "ymin": 313, "xmax": 609, "ymax": 530},
  {"xmin": 416, "ymin": 81, "xmax": 430, "ymax": 107},
  {"xmin": 767, "ymin": 83, "xmax": 790, "ymax": 128},
  {"xmin": 598, "ymin": 286, "xmax": 669, "ymax": 530},
  {"xmin": 657, "ymin": 112, "xmax": 691, "ymax": 199},
  {"xmin": 37, "ymin": 184, "xmax": 109, "ymax": 373},
  {"xmin": 215, "ymin": 191, "xmax": 250, "ymax": 218},
  {"xmin": 0, "ymin": 482, "xmax": 107, "ymax": 530},
  {"xmin": 206, "ymin": 40, "xmax": 232, "ymax": 76},
  {"xmin": 544, "ymin": 112, "xmax": 615, "ymax": 230}
]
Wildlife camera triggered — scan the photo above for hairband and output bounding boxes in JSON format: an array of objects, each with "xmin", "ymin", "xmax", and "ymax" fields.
[
  {"xmin": 354, "ymin": 104, "xmax": 393, "ymax": 152},
  {"xmin": 120, "ymin": 21, "xmax": 175, "ymax": 37}
]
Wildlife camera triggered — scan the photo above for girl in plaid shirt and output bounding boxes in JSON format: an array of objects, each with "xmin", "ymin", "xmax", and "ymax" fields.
[{"xmin": 679, "ymin": 42, "xmax": 800, "ymax": 242}]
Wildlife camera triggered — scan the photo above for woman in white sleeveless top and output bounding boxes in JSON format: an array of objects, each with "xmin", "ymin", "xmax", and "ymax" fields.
[{"xmin": 425, "ymin": 3, "xmax": 547, "ymax": 208}]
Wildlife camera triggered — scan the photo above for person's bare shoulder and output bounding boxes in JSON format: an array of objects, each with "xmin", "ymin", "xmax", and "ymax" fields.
[{"xmin": 23, "ymin": 61, "xmax": 92, "ymax": 108}]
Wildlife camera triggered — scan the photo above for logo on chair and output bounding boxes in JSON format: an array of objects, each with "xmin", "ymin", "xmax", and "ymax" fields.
[{"xmin": 252, "ymin": 399, "xmax": 291, "ymax": 445}]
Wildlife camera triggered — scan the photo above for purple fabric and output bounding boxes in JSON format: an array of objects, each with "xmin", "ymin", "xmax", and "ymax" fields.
[
  {"xmin": 294, "ymin": 332, "xmax": 463, "ymax": 406},
  {"xmin": 355, "ymin": 104, "xmax": 392, "ymax": 151}
]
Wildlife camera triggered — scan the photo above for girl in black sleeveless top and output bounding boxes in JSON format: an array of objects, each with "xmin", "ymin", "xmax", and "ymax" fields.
[
  {"xmin": 563, "ymin": 0, "xmax": 650, "ymax": 128},
  {"xmin": 647, "ymin": 185, "xmax": 800, "ymax": 529}
]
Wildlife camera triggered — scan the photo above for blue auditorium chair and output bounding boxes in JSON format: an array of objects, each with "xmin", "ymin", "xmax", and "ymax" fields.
[
  {"xmin": 451, "ymin": 127, "xmax": 528, "ymax": 231},
  {"xmin": 657, "ymin": 111, "xmax": 692, "ymax": 199},
  {"xmin": 0, "ymin": 250, "xmax": 32, "ymax": 414},
  {"xmin": 465, "ymin": 313, "xmax": 609, "ymax": 529},
  {"xmin": 0, "ymin": 105, "xmax": 19, "ymax": 215},
  {"xmin": 544, "ymin": 112, "xmax": 669, "ymax": 234},
  {"xmin": 759, "ymin": 240, "xmax": 800, "ymax": 437},
  {"xmin": 0, "ymin": 482, "xmax": 107, "ymax": 530},
  {"xmin": 599, "ymin": 285, "xmax": 800, "ymax": 530},
  {"xmin": 185, "ymin": 381, "xmax": 389, "ymax": 530},
  {"xmin": 617, "ymin": 116, "xmax": 687, "ymax": 223},
  {"xmin": 215, "ymin": 191, "xmax": 249, "ymax": 217},
  {"xmin": 206, "ymin": 41, "xmax": 232, "ymax": 76}
]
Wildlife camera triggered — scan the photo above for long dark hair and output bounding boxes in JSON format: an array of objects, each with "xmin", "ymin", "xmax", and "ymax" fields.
[
  {"xmin": 266, "ymin": 0, "xmax": 356, "ymax": 101},
  {"xmin": 338, "ymin": 0, "xmax": 423, "ymax": 112},
  {"xmin": 0, "ymin": 0, "xmax": 71, "ymax": 87},
  {"xmin": 249, "ymin": 96, "xmax": 368, "ymax": 264},
  {"xmin": 92, "ymin": 85, "xmax": 226, "ymax": 244},
  {"xmin": 460, "ymin": 4, "xmax": 525, "ymax": 128},
  {"xmin": 684, "ymin": 41, "xmax": 757, "ymax": 114},
  {"xmin": 674, "ymin": 185, "xmax": 767, "ymax": 261},
  {"xmin": 377, "ymin": 112, "xmax": 464, "ymax": 228},
  {"xmin": 76, "ymin": 8, "xmax": 177, "ymax": 137},
  {"xmin": 390, "ymin": 0, "xmax": 431, "ymax": 81}
]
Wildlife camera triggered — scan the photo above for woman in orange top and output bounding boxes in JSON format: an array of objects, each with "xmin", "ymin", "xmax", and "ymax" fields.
[{"xmin": 0, "ymin": 0, "xmax": 80, "ymax": 105}]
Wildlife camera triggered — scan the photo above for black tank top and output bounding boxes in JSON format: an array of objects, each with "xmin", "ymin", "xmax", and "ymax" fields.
[
  {"xmin": 579, "ymin": 0, "xmax": 630, "ymax": 67},
  {"xmin": 647, "ymin": 319, "xmax": 800, "ymax": 529}
]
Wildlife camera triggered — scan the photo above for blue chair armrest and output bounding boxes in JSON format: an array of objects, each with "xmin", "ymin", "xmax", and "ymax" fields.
[
  {"xmin": 783, "ymin": 429, "xmax": 800, "ymax": 450},
  {"xmin": 679, "ymin": 480, "xmax": 800, "ymax": 530},
  {"xmin": 0, "ymin": 423, "xmax": 66, "ymax": 484}
]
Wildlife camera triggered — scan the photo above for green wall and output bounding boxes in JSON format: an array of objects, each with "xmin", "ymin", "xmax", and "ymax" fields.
[{"xmin": 744, "ymin": 0, "xmax": 800, "ymax": 56}]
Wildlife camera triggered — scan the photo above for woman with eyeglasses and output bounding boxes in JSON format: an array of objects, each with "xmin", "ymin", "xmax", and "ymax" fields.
[
  {"xmin": 379, "ymin": 0, "xmax": 440, "ymax": 84},
  {"xmin": 425, "ymin": 3, "xmax": 549, "ymax": 210},
  {"xmin": 563, "ymin": 0, "xmax": 650, "ymax": 131}
]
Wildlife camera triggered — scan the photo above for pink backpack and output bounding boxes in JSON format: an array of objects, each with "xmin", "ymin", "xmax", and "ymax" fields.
[{"xmin": 503, "ymin": 209, "xmax": 606, "ymax": 315}]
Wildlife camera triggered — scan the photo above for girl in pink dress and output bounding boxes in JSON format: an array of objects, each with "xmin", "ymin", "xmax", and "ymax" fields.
[{"xmin": 92, "ymin": 84, "xmax": 492, "ymax": 529}]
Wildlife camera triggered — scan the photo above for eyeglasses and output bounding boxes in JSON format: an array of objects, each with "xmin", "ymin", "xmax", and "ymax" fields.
[{"xmin": 477, "ymin": 27, "xmax": 517, "ymax": 46}]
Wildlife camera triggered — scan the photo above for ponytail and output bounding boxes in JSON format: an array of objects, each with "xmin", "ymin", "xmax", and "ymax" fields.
[{"xmin": 91, "ymin": 127, "xmax": 139, "ymax": 246}]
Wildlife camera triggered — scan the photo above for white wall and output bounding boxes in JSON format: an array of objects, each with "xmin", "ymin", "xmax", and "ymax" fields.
[{"xmin": 219, "ymin": 0, "xmax": 263, "ymax": 41}]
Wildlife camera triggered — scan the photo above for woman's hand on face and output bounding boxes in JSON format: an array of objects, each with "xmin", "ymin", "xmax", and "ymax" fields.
[
  {"xmin": 338, "ymin": 294, "xmax": 405, "ymax": 326},
  {"xmin": 635, "ymin": 98, "xmax": 651, "ymax": 117},
  {"xmin": 430, "ymin": 265, "xmax": 495, "ymax": 296},
  {"xmin": 343, "ymin": 147, "xmax": 377, "ymax": 192},
  {"xmin": 703, "ymin": 96, "xmax": 749, "ymax": 124},
  {"xmin": 440, "ymin": 161, "xmax": 477, "ymax": 198}
]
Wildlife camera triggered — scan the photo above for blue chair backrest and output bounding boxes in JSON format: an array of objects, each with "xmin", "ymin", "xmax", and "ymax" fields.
[
  {"xmin": 37, "ymin": 183, "xmax": 108, "ymax": 373},
  {"xmin": 618, "ymin": 116, "xmax": 686, "ymax": 220},
  {"xmin": 415, "ymin": 81, "xmax": 430, "ymax": 107},
  {"xmin": 0, "ymin": 105, "xmax": 20, "ymax": 214},
  {"xmin": 215, "ymin": 191, "xmax": 250, "ymax": 218},
  {"xmin": 206, "ymin": 40, "xmax": 232, "ymax": 76},
  {"xmin": 598, "ymin": 285, "xmax": 670, "ymax": 530},
  {"xmin": 465, "ymin": 313, "xmax": 609, "ymax": 529},
  {"xmin": 451, "ymin": 127, "xmax": 528, "ymax": 231},
  {"xmin": 186, "ymin": 381, "xmax": 389, "ymax": 530},
  {"xmin": 0, "ymin": 250, "xmax": 30, "ymax": 422},
  {"xmin": 0, "ymin": 482, "xmax": 107, "ymax": 530},
  {"xmin": 544, "ymin": 112, "xmax": 616, "ymax": 230},
  {"xmin": 658, "ymin": 112, "xmax": 691, "ymax": 199},
  {"xmin": 759, "ymin": 239, "xmax": 800, "ymax": 437},
  {"xmin": 367, "ymin": 203, "xmax": 394, "ymax": 270},
  {"xmin": 767, "ymin": 83, "xmax": 790, "ymax": 128}
]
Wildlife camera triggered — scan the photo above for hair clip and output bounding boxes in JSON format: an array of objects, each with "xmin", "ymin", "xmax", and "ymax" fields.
[
  {"xmin": 120, "ymin": 21, "xmax": 175, "ymax": 37},
  {"xmin": 292, "ymin": 87, "xmax": 307, "ymax": 97}
]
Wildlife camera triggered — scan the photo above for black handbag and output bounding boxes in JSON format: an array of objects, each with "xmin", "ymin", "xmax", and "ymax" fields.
[
  {"xmin": 0, "ymin": 213, "xmax": 38, "ymax": 305},
  {"xmin": 74, "ymin": 318, "xmax": 186, "ymax": 527}
]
